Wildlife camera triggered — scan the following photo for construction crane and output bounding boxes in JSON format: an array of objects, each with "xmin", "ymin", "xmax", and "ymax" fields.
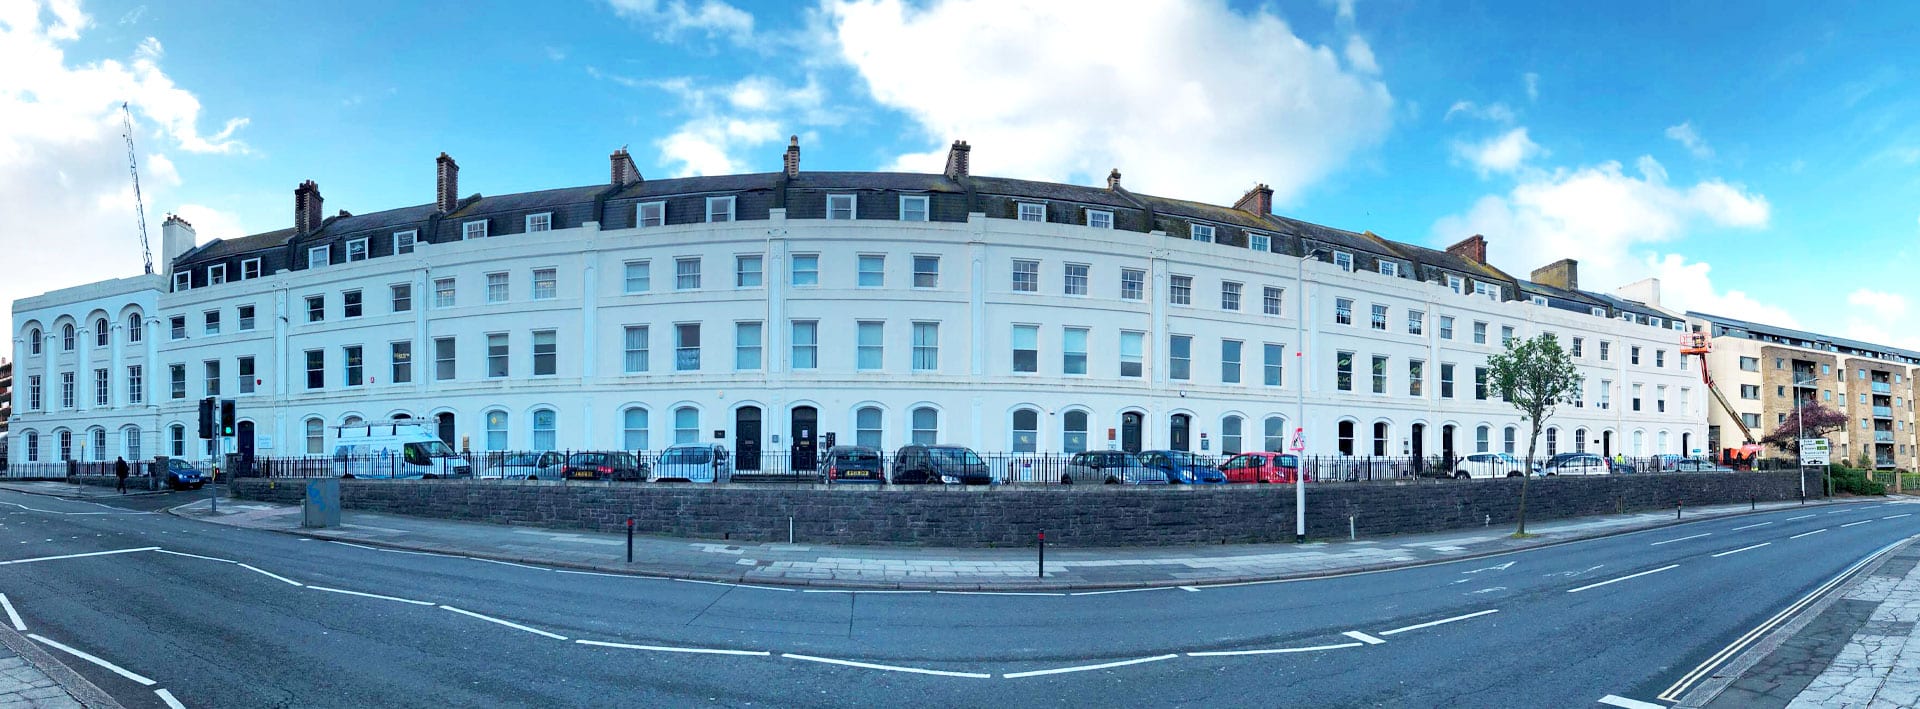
[
  {"xmin": 1681, "ymin": 332, "xmax": 1760, "ymax": 466},
  {"xmin": 120, "ymin": 101, "xmax": 155, "ymax": 275}
]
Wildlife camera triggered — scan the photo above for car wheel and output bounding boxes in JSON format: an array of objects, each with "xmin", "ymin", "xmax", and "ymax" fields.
[
  {"xmin": 424, "ymin": 474, "xmax": 438, "ymax": 480},
  {"xmin": 1505, "ymin": 471, "xmax": 1521, "ymax": 478},
  {"xmin": 343, "ymin": 474, "xmax": 355, "ymax": 479},
  {"xmin": 1104, "ymin": 477, "xmax": 1118, "ymax": 485},
  {"xmin": 527, "ymin": 475, "xmax": 537, "ymax": 481},
  {"xmin": 1454, "ymin": 471, "xmax": 1471, "ymax": 479},
  {"xmin": 1060, "ymin": 475, "xmax": 1073, "ymax": 485}
]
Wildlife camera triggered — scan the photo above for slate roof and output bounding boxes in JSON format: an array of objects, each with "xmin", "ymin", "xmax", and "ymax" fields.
[
  {"xmin": 1689, "ymin": 311, "xmax": 1920, "ymax": 362},
  {"xmin": 970, "ymin": 176, "xmax": 1141, "ymax": 209}
]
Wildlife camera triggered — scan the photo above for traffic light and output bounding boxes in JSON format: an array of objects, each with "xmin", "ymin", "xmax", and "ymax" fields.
[
  {"xmin": 219, "ymin": 399, "xmax": 236, "ymax": 437},
  {"xmin": 197, "ymin": 397, "xmax": 215, "ymax": 439}
]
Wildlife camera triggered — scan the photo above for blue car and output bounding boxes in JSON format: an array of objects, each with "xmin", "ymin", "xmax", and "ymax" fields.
[
  {"xmin": 1137, "ymin": 450, "xmax": 1227, "ymax": 484},
  {"xmin": 164, "ymin": 459, "xmax": 207, "ymax": 490}
]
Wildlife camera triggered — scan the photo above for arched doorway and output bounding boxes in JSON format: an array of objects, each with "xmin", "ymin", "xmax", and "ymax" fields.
[
  {"xmin": 1169, "ymin": 414, "xmax": 1191, "ymax": 451},
  {"xmin": 791, "ymin": 406, "xmax": 818, "ymax": 471},
  {"xmin": 1121, "ymin": 412, "xmax": 1144, "ymax": 453},
  {"xmin": 1441, "ymin": 424, "xmax": 1457, "ymax": 468},
  {"xmin": 237, "ymin": 421, "xmax": 256, "ymax": 476},
  {"xmin": 1682, "ymin": 432, "xmax": 1692, "ymax": 458},
  {"xmin": 736, "ymin": 407, "xmax": 762, "ymax": 471},
  {"xmin": 1411, "ymin": 423, "xmax": 1426, "ymax": 474},
  {"xmin": 1602, "ymin": 430, "xmax": 1613, "ymax": 459},
  {"xmin": 436, "ymin": 412, "xmax": 456, "ymax": 449}
]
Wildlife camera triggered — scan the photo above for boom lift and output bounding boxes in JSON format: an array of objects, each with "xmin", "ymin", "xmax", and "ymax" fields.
[
  {"xmin": 1680, "ymin": 332, "xmax": 1761, "ymax": 468},
  {"xmin": 121, "ymin": 102, "xmax": 155, "ymax": 275}
]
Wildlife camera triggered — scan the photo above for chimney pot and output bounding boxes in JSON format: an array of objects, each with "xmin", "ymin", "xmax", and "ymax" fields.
[
  {"xmin": 1107, "ymin": 169, "xmax": 1123, "ymax": 190},
  {"xmin": 1233, "ymin": 183, "xmax": 1274, "ymax": 215},
  {"xmin": 436, "ymin": 153, "xmax": 460, "ymax": 214},
  {"xmin": 783, "ymin": 135, "xmax": 801, "ymax": 179},
  {"xmin": 609, "ymin": 148, "xmax": 642, "ymax": 187},
  {"xmin": 1446, "ymin": 234, "xmax": 1488, "ymax": 265},
  {"xmin": 943, "ymin": 140, "xmax": 971, "ymax": 180}
]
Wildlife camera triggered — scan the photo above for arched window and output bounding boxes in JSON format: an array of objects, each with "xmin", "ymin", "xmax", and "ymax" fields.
[
  {"xmin": 123, "ymin": 427, "xmax": 142, "ymax": 461},
  {"xmin": 1545, "ymin": 427, "xmax": 1559, "ymax": 456},
  {"xmin": 57, "ymin": 430, "xmax": 72, "ymax": 461},
  {"xmin": 910, "ymin": 407, "xmax": 939, "ymax": 445},
  {"xmin": 855, "ymin": 407, "xmax": 883, "ymax": 448},
  {"xmin": 1372, "ymin": 422, "xmax": 1389, "ymax": 456},
  {"xmin": 28, "ymin": 328, "xmax": 41, "ymax": 355},
  {"xmin": 304, "ymin": 418, "xmax": 324, "ymax": 455},
  {"xmin": 170, "ymin": 425, "xmax": 185, "ymax": 457},
  {"xmin": 1475, "ymin": 425, "xmax": 1490, "ymax": 453},
  {"xmin": 1062, "ymin": 410, "xmax": 1088, "ymax": 453},
  {"xmin": 1574, "ymin": 428, "xmax": 1587, "ymax": 453},
  {"xmin": 622, "ymin": 408, "xmax": 649, "ymax": 451},
  {"xmin": 94, "ymin": 318, "xmax": 108, "ymax": 347},
  {"xmin": 1503, "ymin": 426, "xmax": 1517, "ymax": 455},
  {"xmin": 89, "ymin": 427, "xmax": 106, "ymax": 461},
  {"xmin": 1632, "ymin": 430, "xmax": 1646, "ymax": 456},
  {"xmin": 1657, "ymin": 430, "xmax": 1670, "ymax": 455},
  {"xmin": 24, "ymin": 432, "xmax": 38, "ymax": 462},
  {"xmin": 1011, "ymin": 409, "xmax": 1039, "ymax": 453},
  {"xmin": 674, "ymin": 407, "xmax": 699, "ymax": 444},
  {"xmin": 532, "ymin": 409, "xmax": 557, "ymax": 451},
  {"xmin": 342, "ymin": 415, "xmax": 364, "ymax": 429},
  {"xmin": 61, "ymin": 323, "xmax": 74, "ymax": 351},
  {"xmin": 127, "ymin": 314, "xmax": 143, "ymax": 343},
  {"xmin": 485, "ymin": 410, "xmax": 509, "ymax": 450},
  {"xmin": 1264, "ymin": 416, "xmax": 1287, "ymax": 452},
  {"xmin": 1337, "ymin": 420, "xmax": 1355, "ymax": 456},
  {"xmin": 1221, "ymin": 415, "xmax": 1243, "ymax": 455}
]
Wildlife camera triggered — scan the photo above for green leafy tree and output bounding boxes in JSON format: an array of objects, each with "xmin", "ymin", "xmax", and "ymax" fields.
[{"xmin": 1486, "ymin": 333, "xmax": 1583, "ymax": 535}]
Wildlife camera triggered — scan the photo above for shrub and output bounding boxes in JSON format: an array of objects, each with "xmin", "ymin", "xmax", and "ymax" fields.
[{"xmin": 1828, "ymin": 466, "xmax": 1886, "ymax": 496}]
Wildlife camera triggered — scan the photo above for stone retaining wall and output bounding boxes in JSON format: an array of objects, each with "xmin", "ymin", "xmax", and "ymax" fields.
[{"xmin": 232, "ymin": 471, "xmax": 1824, "ymax": 547}]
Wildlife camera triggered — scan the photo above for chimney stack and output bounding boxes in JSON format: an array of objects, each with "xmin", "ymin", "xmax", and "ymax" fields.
[
  {"xmin": 943, "ymin": 140, "xmax": 971, "ymax": 180},
  {"xmin": 1233, "ymin": 183, "xmax": 1274, "ymax": 215},
  {"xmin": 1107, "ymin": 169, "xmax": 1123, "ymax": 190},
  {"xmin": 783, "ymin": 136, "xmax": 801, "ymax": 178},
  {"xmin": 436, "ymin": 153, "xmax": 460, "ymax": 213},
  {"xmin": 159, "ymin": 213, "xmax": 196, "ymax": 277},
  {"xmin": 1530, "ymin": 258, "xmax": 1579, "ymax": 291},
  {"xmin": 609, "ymin": 148, "xmax": 642, "ymax": 187},
  {"xmin": 295, "ymin": 180, "xmax": 324, "ymax": 234},
  {"xmin": 1446, "ymin": 234, "xmax": 1488, "ymax": 264}
]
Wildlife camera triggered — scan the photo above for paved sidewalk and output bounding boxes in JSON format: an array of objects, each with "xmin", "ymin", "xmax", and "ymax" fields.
[
  {"xmin": 0, "ymin": 481, "xmax": 168, "ymax": 500},
  {"xmin": 164, "ymin": 493, "xmax": 1847, "ymax": 590},
  {"xmin": 0, "ymin": 625, "xmax": 117, "ymax": 709}
]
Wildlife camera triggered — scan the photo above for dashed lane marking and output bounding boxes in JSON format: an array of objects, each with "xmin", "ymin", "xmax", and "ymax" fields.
[
  {"xmin": 1001, "ymin": 654, "xmax": 1181, "ymax": 678},
  {"xmin": 1888, "ymin": 514, "xmax": 1913, "ymax": 520},
  {"xmin": 155, "ymin": 688, "xmax": 187, "ymax": 709},
  {"xmin": 1566, "ymin": 565, "xmax": 1680, "ymax": 593},
  {"xmin": 1785, "ymin": 515, "xmax": 1817, "ymax": 521},
  {"xmin": 783, "ymin": 653, "xmax": 992, "ymax": 678},
  {"xmin": 1791, "ymin": 529, "xmax": 1829, "ymax": 539},
  {"xmin": 1711, "ymin": 543, "xmax": 1772, "ymax": 558},
  {"xmin": 1730, "ymin": 522, "xmax": 1772, "ymax": 531},
  {"xmin": 1341, "ymin": 631, "xmax": 1387, "ymax": 645},
  {"xmin": 1378, "ymin": 609, "xmax": 1499, "ymax": 636},
  {"xmin": 577, "ymin": 639, "xmax": 771, "ymax": 656},
  {"xmin": 1842, "ymin": 520, "xmax": 1873, "ymax": 528},
  {"xmin": 1187, "ymin": 642, "xmax": 1364, "ymax": 657},
  {"xmin": 439, "ymin": 605, "xmax": 569, "ymax": 640},
  {"xmin": 0, "ymin": 593, "xmax": 24, "ymax": 631},
  {"xmin": 1651, "ymin": 533, "xmax": 1711, "ymax": 546},
  {"xmin": 28, "ymin": 633, "xmax": 157, "ymax": 686}
]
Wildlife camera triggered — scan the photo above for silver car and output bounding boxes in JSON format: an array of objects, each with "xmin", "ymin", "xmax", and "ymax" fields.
[
  {"xmin": 1061, "ymin": 451, "xmax": 1167, "ymax": 485},
  {"xmin": 485, "ymin": 451, "xmax": 566, "ymax": 480},
  {"xmin": 651, "ymin": 444, "xmax": 733, "ymax": 483}
]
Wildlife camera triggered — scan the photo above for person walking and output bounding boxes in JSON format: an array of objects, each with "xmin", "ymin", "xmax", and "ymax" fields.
[{"xmin": 114, "ymin": 456, "xmax": 130, "ymax": 493}]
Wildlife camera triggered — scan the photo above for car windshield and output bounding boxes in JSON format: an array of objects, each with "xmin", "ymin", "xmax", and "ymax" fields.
[
  {"xmin": 502, "ymin": 453, "xmax": 543, "ymax": 466},
  {"xmin": 168, "ymin": 460, "xmax": 193, "ymax": 471},
  {"xmin": 1498, "ymin": 454, "xmax": 1520, "ymax": 464},
  {"xmin": 1164, "ymin": 451, "xmax": 1213, "ymax": 467},
  {"xmin": 929, "ymin": 448, "xmax": 984, "ymax": 466},
  {"xmin": 1086, "ymin": 453, "xmax": 1140, "ymax": 467},
  {"xmin": 413, "ymin": 440, "xmax": 456, "ymax": 457},
  {"xmin": 660, "ymin": 448, "xmax": 712, "ymax": 464},
  {"xmin": 837, "ymin": 451, "xmax": 881, "ymax": 465}
]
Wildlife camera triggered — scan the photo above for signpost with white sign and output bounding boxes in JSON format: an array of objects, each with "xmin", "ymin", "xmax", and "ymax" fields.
[{"xmin": 1800, "ymin": 438, "xmax": 1830, "ymax": 466}]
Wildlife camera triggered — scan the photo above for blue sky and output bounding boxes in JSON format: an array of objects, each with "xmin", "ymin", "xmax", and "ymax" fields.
[{"xmin": 3, "ymin": 0, "xmax": 1917, "ymax": 358}]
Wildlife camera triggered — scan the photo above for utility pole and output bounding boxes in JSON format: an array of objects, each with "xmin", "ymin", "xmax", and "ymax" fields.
[{"xmin": 1294, "ymin": 248, "xmax": 1327, "ymax": 543}]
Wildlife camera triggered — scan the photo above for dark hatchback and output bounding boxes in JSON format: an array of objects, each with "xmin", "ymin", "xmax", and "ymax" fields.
[
  {"xmin": 1136, "ymin": 450, "xmax": 1227, "ymax": 484},
  {"xmin": 561, "ymin": 452, "xmax": 647, "ymax": 481},
  {"xmin": 823, "ymin": 446, "xmax": 886, "ymax": 484},
  {"xmin": 890, "ymin": 445, "xmax": 992, "ymax": 485}
]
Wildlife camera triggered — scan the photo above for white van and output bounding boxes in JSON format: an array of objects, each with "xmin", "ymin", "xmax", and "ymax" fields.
[{"xmin": 330, "ymin": 421, "xmax": 472, "ymax": 479}]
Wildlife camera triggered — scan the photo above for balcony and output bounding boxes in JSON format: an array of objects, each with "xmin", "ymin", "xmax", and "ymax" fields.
[
  {"xmin": 1872, "ymin": 382, "xmax": 1892, "ymax": 394},
  {"xmin": 1874, "ymin": 406, "xmax": 1894, "ymax": 418},
  {"xmin": 1874, "ymin": 431, "xmax": 1895, "ymax": 443},
  {"xmin": 1879, "ymin": 457, "xmax": 1898, "ymax": 469}
]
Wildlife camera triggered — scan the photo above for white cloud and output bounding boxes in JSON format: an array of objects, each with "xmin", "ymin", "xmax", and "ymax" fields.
[
  {"xmin": 1840, "ymin": 289, "xmax": 1920, "ymax": 350},
  {"xmin": 1665, "ymin": 121, "xmax": 1713, "ymax": 159},
  {"xmin": 604, "ymin": 0, "xmax": 754, "ymax": 43},
  {"xmin": 1645, "ymin": 254, "xmax": 1801, "ymax": 328},
  {"xmin": 636, "ymin": 74, "xmax": 836, "ymax": 177},
  {"xmin": 1343, "ymin": 35, "xmax": 1378, "ymax": 74},
  {"xmin": 1523, "ymin": 72, "xmax": 1539, "ymax": 101},
  {"xmin": 1451, "ymin": 127, "xmax": 1542, "ymax": 177},
  {"xmin": 827, "ymin": 0, "xmax": 1393, "ymax": 205},
  {"xmin": 0, "ymin": 0, "xmax": 248, "ymax": 359},
  {"xmin": 171, "ymin": 203, "xmax": 247, "ymax": 243},
  {"xmin": 1444, "ymin": 100, "xmax": 1515, "ymax": 123}
]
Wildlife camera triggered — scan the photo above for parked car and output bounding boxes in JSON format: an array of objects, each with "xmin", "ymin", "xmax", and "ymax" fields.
[
  {"xmin": 1672, "ymin": 458, "xmax": 1733, "ymax": 473},
  {"xmin": 1536, "ymin": 453, "xmax": 1609, "ymax": 476},
  {"xmin": 1137, "ymin": 449, "xmax": 1227, "ymax": 484},
  {"xmin": 1453, "ymin": 453, "xmax": 1525, "ymax": 479},
  {"xmin": 329, "ymin": 421, "xmax": 472, "ymax": 479},
  {"xmin": 485, "ymin": 451, "xmax": 566, "ymax": 480},
  {"xmin": 822, "ymin": 445, "xmax": 886, "ymax": 484},
  {"xmin": 1651, "ymin": 454, "xmax": 1687, "ymax": 473},
  {"xmin": 1217, "ymin": 451, "xmax": 1306, "ymax": 484},
  {"xmin": 649, "ymin": 445, "xmax": 729, "ymax": 483},
  {"xmin": 561, "ymin": 451, "xmax": 647, "ymax": 481},
  {"xmin": 890, "ymin": 445, "xmax": 992, "ymax": 485},
  {"xmin": 1061, "ymin": 451, "xmax": 1167, "ymax": 485},
  {"xmin": 163, "ymin": 459, "xmax": 206, "ymax": 490}
]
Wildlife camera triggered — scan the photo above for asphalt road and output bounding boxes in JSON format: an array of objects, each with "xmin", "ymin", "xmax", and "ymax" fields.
[{"xmin": 0, "ymin": 487, "xmax": 1913, "ymax": 708}]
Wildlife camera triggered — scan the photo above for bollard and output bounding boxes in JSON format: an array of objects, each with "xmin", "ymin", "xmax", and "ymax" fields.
[
  {"xmin": 1751, "ymin": 495, "xmax": 1756, "ymax": 511},
  {"xmin": 1037, "ymin": 531, "xmax": 1046, "ymax": 578},
  {"xmin": 789, "ymin": 517, "xmax": 795, "ymax": 545},
  {"xmin": 626, "ymin": 517, "xmax": 634, "ymax": 563},
  {"xmin": 1677, "ymin": 500, "xmax": 1683, "ymax": 520},
  {"xmin": 1350, "ymin": 515, "xmax": 1356, "ymax": 540},
  {"xmin": 1484, "ymin": 514, "xmax": 1490, "ymax": 527}
]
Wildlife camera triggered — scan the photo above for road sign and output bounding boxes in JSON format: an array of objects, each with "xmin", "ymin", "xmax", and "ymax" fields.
[
  {"xmin": 1290, "ymin": 428, "xmax": 1305, "ymax": 453},
  {"xmin": 1800, "ymin": 438, "xmax": 1830, "ymax": 466}
]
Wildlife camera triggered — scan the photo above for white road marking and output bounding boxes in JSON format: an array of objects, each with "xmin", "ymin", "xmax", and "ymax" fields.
[
  {"xmin": 472, "ymin": 558, "xmax": 549, "ymax": 571},
  {"xmin": 783, "ymin": 653, "xmax": 992, "ymax": 678},
  {"xmin": 1785, "ymin": 514, "xmax": 1817, "ymax": 521},
  {"xmin": 1179, "ymin": 586, "xmax": 1202, "ymax": 592},
  {"xmin": 671, "ymin": 578, "xmax": 795, "ymax": 592},
  {"xmin": 1567, "ymin": 565, "xmax": 1680, "ymax": 593},
  {"xmin": 1829, "ymin": 510, "xmax": 1853, "ymax": 515},
  {"xmin": 1069, "ymin": 588, "xmax": 1162, "ymax": 596},
  {"xmin": 306, "ymin": 585, "xmax": 435, "ymax": 606},
  {"xmin": 1598, "ymin": 694, "xmax": 1664, "ymax": 709},
  {"xmin": 1711, "ymin": 543, "xmax": 1772, "ymax": 558},
  {"xmin": 1730, "ymin": 522, "xmax": 1772, "ymax": 531},
  {"xmin": 1886, "ymin": 514, "xmax": 1913, "ymax": 520},
  {"xmin": 438, "ymin": 605, "xmax": 568, "ymax": 640},
  {"xmin": 1378, "ymin": 609, "xmax": 1499, "ymax": 636},
  {"xmin": 1842, "ymin": 520, "xmax": 1873, "ymax": 528},
  {"xmin": 1341, "ymin": 631, "xmax": 1387, "ymax": 645},
  {"xmin": 1188, "ymin": 642, "xmax": 1364, "ymax": 657},
  {"xmin": 577, "ymin": 639, "xmax": 770, "ymax": 656},
  {"xmin": 28, "ymin": 634, "xmax": 156, "ymax": 686},
  {"xmin": 801, "ymin": 589, "xmax": 926, "ymax": 594},
  {"xmin": 0, "ymin": 593, "xmax": 24, "ymax": 631},
  {"xmin": 1467, "ymin": 587, "xmax": 1507, "ymax": 595},
  {"xmin": 934, "ymin": 591, "xmax": 1066, "ymax": 597},
  {"xmin": 155, "ymin": 688, "xmax": 187, "ymax": 709},
  {"xmin": 1792, "ymin": 529, "xmax": 1829, "ymax": 539},
  {"xmin": 1461, "ymin": 561, "xmax": 1514, "ymax": 574},
  {"xmin": 552, "ymin": 569, "xmax": 668, "ymax": 580},
  {"xmin": 236, "ymin": 564, "xmax": 303, "ymax": 587},
  {"xmin": 0, "ymin": 546, "xmax": 159, "ymax": 565},
  {"xmin": 1001, "ymin": 654, "xmax": 1180, "ymax": 678},
  {"xmin": 1651, "ymin": 533, "xmax": 1711, "ymax": 546},
  {"xmin": 154, "ymin": 549, "xmax": 235, "ymax": 564}
]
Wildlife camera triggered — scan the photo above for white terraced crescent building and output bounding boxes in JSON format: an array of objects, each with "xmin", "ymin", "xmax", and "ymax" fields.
[{"xmin": 8, "ymin": 139, "xmax": 1705, "ymax": 473}]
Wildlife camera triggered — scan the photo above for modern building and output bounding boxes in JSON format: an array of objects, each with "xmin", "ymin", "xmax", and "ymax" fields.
[
  {"xmin": 8, "ymin": 140, "xmax": 1704, "ymax": 473},
  {"xmin": 1686, "ymin": 312, "xmax": 1919, "ymax": 470}
]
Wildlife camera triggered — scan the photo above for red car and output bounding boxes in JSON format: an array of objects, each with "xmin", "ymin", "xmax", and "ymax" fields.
[{"xmin": 1217, "ymin": 452, "xmax": 1309, "ymax": 484}]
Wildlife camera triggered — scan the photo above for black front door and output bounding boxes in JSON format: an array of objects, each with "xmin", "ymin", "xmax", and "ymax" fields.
[
  {"xmin": 1121, "ymin": 412, "xmax": 1143, "ymax": 453},
  {"xmin": 1603, "ymin": 430, "xmax": 1614, "ymax": 459},
  {"xmin": 1411, "ymin": 423, "xmax": 1426, "ymax": 472},
  {"xmin": 436, "ymin": 413, "xmax": 456, "ymax": 448},
  {"xmin": 1170, "ymin": 414, "xmax": 1191, "ymax": 452},
  {"xmin": 1441, "ymin": 424, "xmax": 1457, "ymax": 470},
  {"xmin": 237, "ymin": 421, "xmax": 256, "ymax": 476},
  {"xmin": 736, "ymin": 407, "xmax": 762, "ymax": 471},
  {"xmin": 791, "ymin": 407, "xmax": 818, "ymax": 471}
]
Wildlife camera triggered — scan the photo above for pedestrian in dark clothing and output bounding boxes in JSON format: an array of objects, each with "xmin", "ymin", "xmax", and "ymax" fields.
[{"xmin": 115, "ymin": 457, "xmax": 130, "ymax": 493}]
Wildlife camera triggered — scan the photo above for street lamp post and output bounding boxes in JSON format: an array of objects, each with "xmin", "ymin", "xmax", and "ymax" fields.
[
  {"xmin": 1295, "ymin": 248, "xmax": 1329, "ymax": 543},
  {"xmin": 1794, "ymin": 376, "xmax": 1813, "ymax": 501}
]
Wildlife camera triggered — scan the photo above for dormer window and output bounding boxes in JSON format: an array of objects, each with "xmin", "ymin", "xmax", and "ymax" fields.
[
  {"xmin": 1531, "ymin": 295, "xmax": 1548, "ymax": 306},
  {"xmin": 241, "ymin": 258, "xmax": 261, "ymax": 280},
  {"xmin": 394, "ymin": 230, "xmax": 417, "ymax": 255},
  {"xmin": 899, "ymin": 195, "xmax": 929, "ymax": 222},
  {"xmin": 1249, "ymin": 233, "xmax": 1269, "ymax": 252},
  {"xmin": 1333, "ymin": 251, "xmax": 1354, "ymax": 272},
  {"xmin": 1017, "ymin": 203, "xmax": 1046, "ymax": 222},
  {"xmin": 827, "ymin": 194, "xmax": 857, "ymax": 220},
  {"xmin": 1378, "ymin": 261, "xmax": 1399, "ymax": 277},
  {"xmin": 1086, "ymin": 210, "xmax": 1113, "ymax": 229},
  {"xmin": 1191, "ymin": 224, "xmax": 1215, "ymax": 243},
  {"xmin": 1447, "ymin": 275, "xmax": 1464, "ymax": 293},
  {"xmin": 307, "ymin": 245, "xmax": 330, "ymax": 269},
  {"xmin": 173, "ymin": 271, "xmax": 190, "ymax": 292},
  {"xmin": 525, "ymin": 213, "xmax": 552, "ymax": 232},
  {"xmin": 208, "ymin": 264, "xmax": 227, "ymax": 285},
  {"xmin": 463, "ymin": 220, "xmax": 488, "ymax": 239},
  {"xmin": 1473, "ymin": 281, "xmax": 1501, "ymax": 301},
  {"xmin": 346, "ymin": 238, "xmax": 368, "ymax": 262},
  {"xmin": 706, "ymin": 196, "xmax": 735, "ymax": 223},
  {"xmin": 638, "ymin": 201, "xmax": 665, "ymax": 227},
  {"xmin": 1591, "ymin": 307, "xmax": 1607, "ymax": 317}
]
